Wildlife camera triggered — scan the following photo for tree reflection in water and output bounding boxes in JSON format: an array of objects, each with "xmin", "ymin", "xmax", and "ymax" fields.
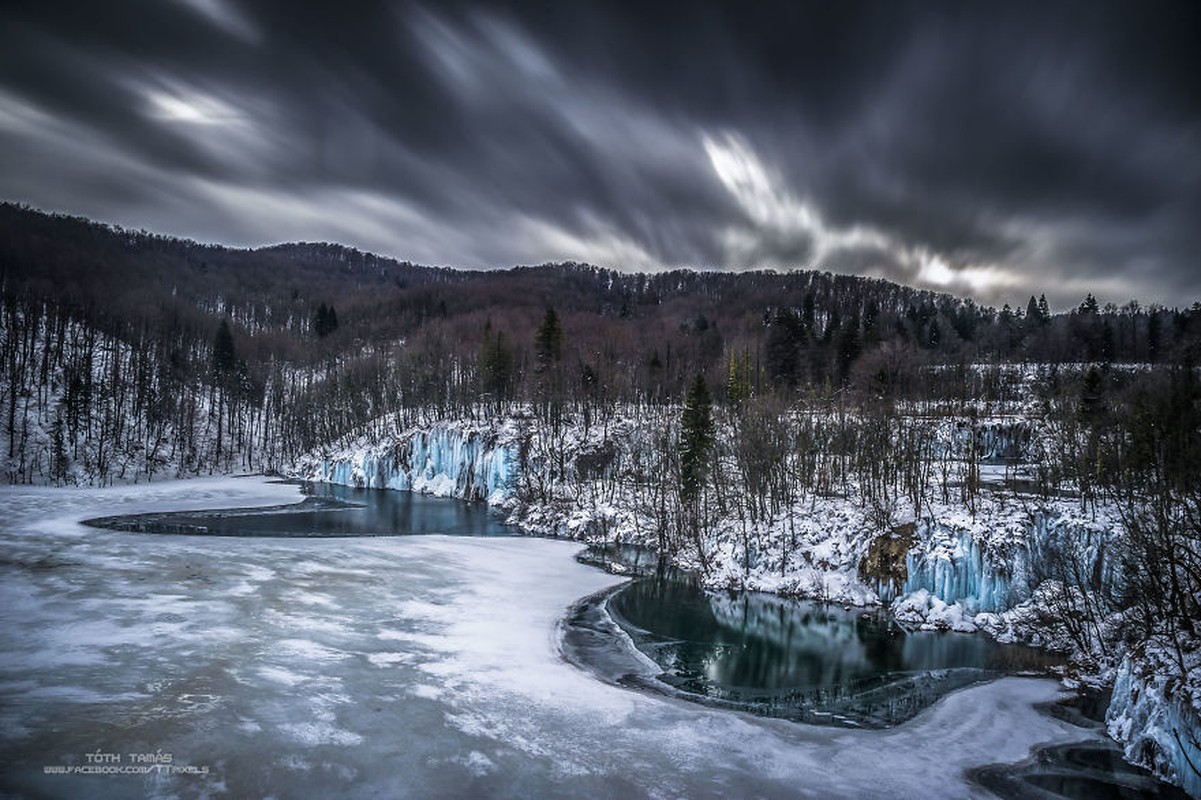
[{"xmin": 607, "ymin": 574, "xmax": 1062, "ymax": 727}]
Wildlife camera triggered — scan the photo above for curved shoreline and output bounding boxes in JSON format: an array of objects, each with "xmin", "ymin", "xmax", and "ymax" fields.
[
  {"xmin": 86, "ymin": 481, "xmax": 1063, "ymax": 731},
  {"xmin": 559, "ymin": 574, "xmax": 1057, "ymax": 729},
  {"xmin": 37, "ymin": 475, "xmax": 1191, "ymax": 792}
]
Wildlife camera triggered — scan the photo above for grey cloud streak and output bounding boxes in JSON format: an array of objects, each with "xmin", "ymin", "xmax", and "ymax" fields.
[{"xmin": 1, "ymin": 0, "xmax": 1197, "ymax": 309}]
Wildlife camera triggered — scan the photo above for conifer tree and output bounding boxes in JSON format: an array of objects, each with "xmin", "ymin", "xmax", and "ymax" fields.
[
  {"xmin": 210, "ymin": 318, "xmax": 237, "ymax": 467},
  {"xmin": 212, "ymin": 318, "xmax": 237, "ymax": 382},
  {"xmin": 726, "ymin": 350, "xmax": 751, "ymax": 408},
  {"xmin": 534, "ymin": 306, "xmax": 562, "ymax": 370},
  {"xmin": 926, "ymin": 318, "xmax": 941, "ymax": 350},
  {"xmin": 479, "ymin": 321, "xmax": 513, "ymax": 411},
  {"xmin": 680, "ymin": 373, "xmax": 714, "ymax": 502},
  {"xmin": 313, "ymin": 303, "xmax": 339, "ymax": 337},
  {"xmin": 1148, "ymin": 312, "xmax": 1161, "ymax": 363},
  {"xmin": 836, "ymin": 314, "xmax": 862, "ymax": 382},
  {"xmin": 50, "ymin": 413, "xmax": 68, "ymax": 484}
]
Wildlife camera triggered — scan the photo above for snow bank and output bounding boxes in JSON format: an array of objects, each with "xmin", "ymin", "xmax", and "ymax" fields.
[{"xmin": 295, "ymin": 411, "xmax": 1120, "ymax": 621}]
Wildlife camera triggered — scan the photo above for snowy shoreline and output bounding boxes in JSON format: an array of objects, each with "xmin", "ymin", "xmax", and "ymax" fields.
[{"xmin": 295, "ymin": 413, "xmax": 1114, "ymax": 635}]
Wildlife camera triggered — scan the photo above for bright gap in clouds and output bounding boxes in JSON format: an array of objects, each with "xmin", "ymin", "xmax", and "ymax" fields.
[
  {"xmin": 702, "ymin": 131, "xmax": 1020, "ymax": 299},
  {"xmin": 146, "ymin": 89, "xmax": 240, "ymax": 125}
]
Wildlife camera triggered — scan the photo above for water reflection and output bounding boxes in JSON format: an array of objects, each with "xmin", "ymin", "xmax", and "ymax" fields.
[
  {"xmin": 606, "ymin": 575, "xmax": 1061, "ymax": 727},
  {"xmin": 84, "ymin": 483, "xmax": 515, "ymax": 538}
]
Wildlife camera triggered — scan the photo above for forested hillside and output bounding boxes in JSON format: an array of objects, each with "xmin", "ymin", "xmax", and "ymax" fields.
[{"xmin": 3, "ymin": 202, "xmax": 1198, "ymax": 485}]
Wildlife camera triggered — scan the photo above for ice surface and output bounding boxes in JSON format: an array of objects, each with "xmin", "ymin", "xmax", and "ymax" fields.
[{"xmin": 0, "ymin": 478, "xmax": 1103, "ymax": 798}]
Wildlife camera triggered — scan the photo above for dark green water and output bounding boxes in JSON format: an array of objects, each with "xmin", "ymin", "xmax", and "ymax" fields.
[
  {"xmin": 83, "ymin": 482, "xmax": 515, "ymax": 538},
  {"xmin": 567, "ymin": 550, "xmax": 1190, "ymax": 796},
  {"xmin": 602, "ymin": 573, "xmax": 1061, "ymax": 727}
]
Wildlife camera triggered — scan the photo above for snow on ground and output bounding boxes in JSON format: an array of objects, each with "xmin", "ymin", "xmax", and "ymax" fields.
[{"xmin": 0, "ymin": 478, "xmax": 1103, "ymax": 798}]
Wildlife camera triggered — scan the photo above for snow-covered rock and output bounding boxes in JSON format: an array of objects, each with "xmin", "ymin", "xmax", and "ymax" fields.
[{"xmin": 892, "ymin": 589, "xmax": 978, "ymax": 633}]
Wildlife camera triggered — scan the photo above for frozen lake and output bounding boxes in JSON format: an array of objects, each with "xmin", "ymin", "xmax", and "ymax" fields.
[{"xmin": 0, "ymin": 477, "xmax": 1108, "ymax": 798}]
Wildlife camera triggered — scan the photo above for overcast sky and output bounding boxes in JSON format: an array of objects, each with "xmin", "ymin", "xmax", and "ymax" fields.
[{"xmin": 2, "ymin": 0, "xmax": 1198, "ymax": 309}]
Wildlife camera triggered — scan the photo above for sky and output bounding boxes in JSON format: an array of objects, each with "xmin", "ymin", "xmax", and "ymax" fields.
[{"xmin": 1, "ymin": 0, "xmax": 1198, "ymax": 310}]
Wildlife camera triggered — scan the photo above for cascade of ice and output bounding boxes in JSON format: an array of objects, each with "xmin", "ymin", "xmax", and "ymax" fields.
[
  {"xmin": 901, "ymin": 526, "xmax": 1014, "ymax": 614},
  {"xmin": 310, "ymin": 423, "xmax": 518, "ymax": 505},
  {"xmin": 1026, "ymin": 514, "xmax": 1120, "ymax": 592},
  {"xmin": 899, "ymin": 512, "xmax": 1116, "ymax": 615},
  {"xmin": 949, "ymin": 421, "xmax": 1030, "ymax": 460},
  {"xmin": 1108, "ymin": 657, "xmax": 1201, "ymax": 799},
  {"xmin": 874, "ymin": 578, "xmax": 898, "ymax": 604}
]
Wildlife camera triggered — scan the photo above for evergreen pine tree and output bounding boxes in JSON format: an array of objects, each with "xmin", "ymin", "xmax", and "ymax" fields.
[
  {"xmin": 727, "ymin": 351, "xmax": 742, "ymax": 407},
  {"xmin": 835, "ymin": 315, "xmax": 862, "ymax": 382},
  {"xmin": 479, "ymin": 322, "xmax": 513, "ymax": 409},
  {"xmin": 926, "ymin": 318, "xmax": 941, "ymax": 349},
  {"xmin": 726, "ymin": 350, "xmax": 752, "ymax": 408},
  {"xmin": 534, "ymin": 306, "xmax": 563, "ymax": 370},
  {"xmin": 212, "ymin": 318, "xmax": 237, "ymax": 381},
  {"xmin": 801, "ymin": 292, "xmax": 816, "ymax": 332},
  {"xmin": 1026, "ymin": 295, "xmax": 1041, "ymax": 325},
  {"xmin": 765, "ymin": 309, "xmax": 805, "ymax": 388},
  {"xmin": 313, "ymin": 303, "xmax": 339, "ymax": 337},
  {"xmin": 1148, "ymin": 312, "xmax": 1161, "ymax": 363},
  {"xmin": 50, "ymin": 413, "xmax": 68, "ymax": 484},
  {"xmin": 679, "ymin": 373, "xmax": 714, "ymax": 503},
  {"xmin": 211, "ymin": 318, "xmax": 238, "ymax": 467},
  {"xmin": 1101, "ymin": 321, "xmax": 1116, "ymax": 363},
  {"xmin": 314, "ymin": 303, "xmax": 328, "ymax": 337}
]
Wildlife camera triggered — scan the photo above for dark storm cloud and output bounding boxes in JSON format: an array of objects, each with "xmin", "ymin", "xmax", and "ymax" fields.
[{"xmin": 1, "ymin": 0, "xmax": 1197, "ymax": 307}]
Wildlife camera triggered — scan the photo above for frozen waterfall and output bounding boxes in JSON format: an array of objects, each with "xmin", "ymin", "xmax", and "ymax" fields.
[{"xmin": 308, "ymin": 423, "xmax": 518, "ymax": 505}]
